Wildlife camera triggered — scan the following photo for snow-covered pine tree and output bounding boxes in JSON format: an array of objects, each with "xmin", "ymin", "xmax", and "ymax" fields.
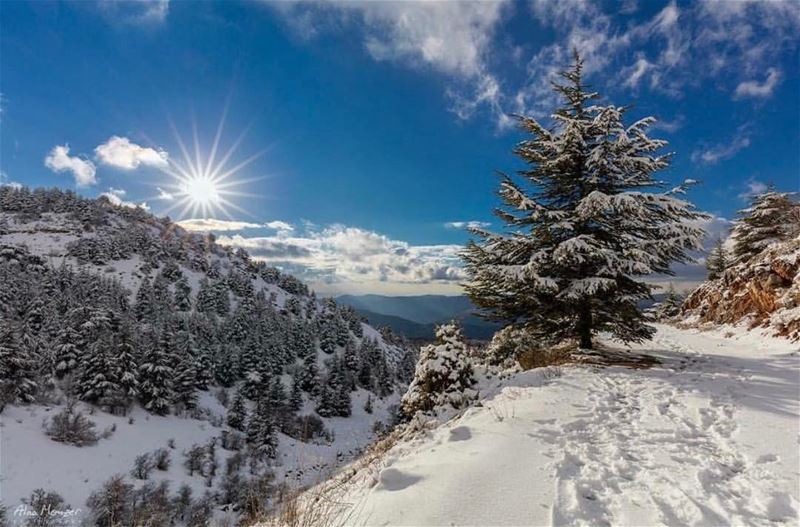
[
  {"xmin": 288, "ymin": 379, "xmax": 303, "ymax": 414},
  {"xmin": 247, "ymin": 396, "xmax": 277, "ymax": 461},
  {"xmin": 174, "ymin": 276, "xmax": 192, "ymax": 312},
  {"xmin": 0, "ymin": 322, "xmax": 38, "ymax": 404},
  {"xmin": 462, "ymin": 52, "xmax": 706, "ymax": 349},
  {"xmin": 706, "ymin": 237, "xmax": 729, "ymax": 280},
  {"xmin": 652, "ymin": 284, "xmax": 682, "ymax": 321},
  {"xmin": 732, "ymin": 189, "xmax": 798, "ymax": 263},
  {"xmin": 227, "ymin": 388, "xmax": 247, "ymax": 431},
  {"xmin": 138, "ymin": 333, "xmax": 175, "ymax": 415},
  {"xmin": 53, "ymin": 325, "xmax": 81, "ymax": 379},
  {"xmin": 401, "ymin": 323, "xmax": 475, "ymax": 417},
  {"xmin": 172, "ymin": 354, "xmax": 199, "ymax": 411}
]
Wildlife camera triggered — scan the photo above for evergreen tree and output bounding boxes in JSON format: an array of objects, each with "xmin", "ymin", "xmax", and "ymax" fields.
[
  {"xmin": 706, "ymin": 237, "xmax": 729, "ymax": 280},
  {"xmin": 138, "ymin": 336, "xmax": 174, "ymax": 415},
  {"xmin": 401, "ymin": 323, "xmax": 475, "ymax": 417},
  {"xmin": 227, "ymin": 388, "xmax": 247, "ymax": 431},
  {"xmin": 732, "ymin": 189, "xmax": 798, "ymax": 263},
  {"xmin": 53, "ymin": 326, "xmax": 81, "ymax": 379},
  {"xmin": 288, "ymin": 379, "xmax": 303, "ymax": 414},
  {"xmin": 462, "ymin": 53, "xmax": 705, "ymax": 349},
  {"xmin": 135, "ymin": 277, "xmax": 155, "ymax": 321},
  {"xmin": 174, "ymin": 276, "xmax": 192, "ymax": 311},
  {"xmin": 173, "ymin": 354, "xmax": 199, "ymax": 410},
  {"xmin": 0, "ymin": 323, "xmax": 37, "ymax": 404},
  {"xmin": 652, "ymin": 284, "xmax": 683, "ymax": 321},
  {"xmin": 297, "ymin": 355, "xmax": 321, "ymax": 395},
  {"xmin": 247, "ymin": 397, "xmax": 277, "ymax": 461}
]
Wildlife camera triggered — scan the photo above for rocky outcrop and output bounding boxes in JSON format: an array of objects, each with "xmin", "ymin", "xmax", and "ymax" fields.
[{"xmin": 682, "ymin": 236, "xmax": 800, "ymax": 339}]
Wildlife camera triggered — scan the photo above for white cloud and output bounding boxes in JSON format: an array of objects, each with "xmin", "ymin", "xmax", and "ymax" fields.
[
  {"xmin": 691, "ymin": 127, "xmax": 751, "ymax": 165},
  {"xmin": 0, "ymin": 171, "xmax": 22, "ymax": 189},
  {"xmin": 264, "ymin": 220, "xmax": 295, "ymax": 233},
  {"xmin": 738, "ymin": 179, "xmax": 768, "ymax": 200},
  {"xmin": 44, "ymin": 145, "xmax": 97, "ymax": 187},
  {"xmin": 156, "ymin": 187, "xmax": 174, "ymax": 201},
  {"xmin": 95, "ymin": 136, "xmax": 168, "ymax": 170},
  {"xmin": 272, "ymin": 0, "xmax": 799, "ymax": 124},
  {"xmin": 734, "ymin": 68, "xmax": 782, "ymax": 99},
  {"xmin": 99, "ymin": 187, "xmax": 149, "ymax": 210},
  {"xmin": 271, "ymin": 0, "xmax": 510, "ymax": 126},
  {"xmin": 177, "ymin": 219, "xmax": 264, "ymax": 232},
  {"xmin": 98, "ymin": 0, "xmax": 170, "ymax": 26},
  {"xmin": 216, "ymin": 223, "xmax": 466, "ymax": 288},
  {"xmin": 445, "ymin": 221, "xmax": 491, "ymax": 230}
]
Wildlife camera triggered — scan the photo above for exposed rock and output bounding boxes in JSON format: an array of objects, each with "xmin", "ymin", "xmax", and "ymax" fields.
[{"xmin": 682, "ymin": 236, "xmax": 800, "ymax": 339}]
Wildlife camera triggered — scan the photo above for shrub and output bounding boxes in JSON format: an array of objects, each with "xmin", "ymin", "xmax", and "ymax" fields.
[
  {"xmin": 86, "ymin": 475, "xmax": 133, "ymax": 527},
  {"xmin": 401, "ymin": 323, "xmax": 476, "ymax": 417},
  {"xmin": 152, "ymin": 448, "xmax": 171, "ymax": 471},
  {"xmin": 23, "ymin": 488, "xmax": 72, "ymax": 527},
  {"xmin": 44, "ymin": 401, "xmax": 98, "ymax": 447},
  {"xmin": 283, "ymin": 414, "xmax": 331, "ymax": 443},
  {"xmin": 130, "ymin": 453, "xmax": 155, "ymax": 480}
]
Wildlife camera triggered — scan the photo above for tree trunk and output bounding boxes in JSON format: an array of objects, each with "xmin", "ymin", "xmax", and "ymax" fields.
[{"xmin": 578, "ymin": 305, "xmax": 593, "ymax": 349}]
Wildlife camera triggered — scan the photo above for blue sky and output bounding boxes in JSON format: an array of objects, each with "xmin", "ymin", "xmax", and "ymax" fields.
[{"xmin": 1, "ymin": 0, "xmax": 798, "ymax": 295}]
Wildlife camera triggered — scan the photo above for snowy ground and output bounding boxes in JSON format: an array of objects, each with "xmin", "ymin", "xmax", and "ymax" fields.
[
  {"xmin": 0, "ymin": 388, "xmax": 396, "ymax": 522},
  {"xmin": 332, "ymin": 325, "xmax": 800, "ymax": 527}
]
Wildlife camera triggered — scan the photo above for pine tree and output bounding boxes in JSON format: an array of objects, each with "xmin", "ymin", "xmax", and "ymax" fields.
[
  {"xmin": 174, "ymin": 276, "xmax": 192, "ymax": 312},
  {"xmin": 288, "ymin": 379, "xmax": 303, "ymax": 414},
  {"xmin": 462, "ymin": 52, "xmax": 706, "ymax": 349},
  {"xmin": 706, "ymin": 237, "xmax": 729, "ymax": 280},
  {"xmin": 247, "ymin": 397, "xmax": 277, "ymax": 461},
  {"xmin": 297, "ymin": 355, "xmax": 321, "ymax": 395},
  {"xmin": 138, "ymin": 336, "xmax": 174, "ymax": 415},
  {"xmin": 173, "ymin": 354, "xmax": 199, "ymax": 410},
  {"xmin": 54, "ymin": 325, "xmax": 81, "ymax": 379},
  {"xmin": 732, "ymin": 189, "xmax": 798, "ymax": 263},
  {"xmin": 401, "ymin": 323, "xmax": 475, "ymax": 417},
  {"xmin": 652, "ymin": 284, "xmax": 683, "ymax": 321},
  {"xmin": 135, "ymin": 277, "xmax": 155, "ymax": 321},
  {"xmin": 227, "ymin": 388, "xmax": 247, "ymax": 431},
  {"xmin": 0, "ymin": 323, "xmax": 37, "ymax": 404}
]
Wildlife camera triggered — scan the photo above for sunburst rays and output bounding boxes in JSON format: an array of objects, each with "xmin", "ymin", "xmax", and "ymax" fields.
[{"xmin": 155, "ymin": 107, "xmax": 267, "ymax": 221}]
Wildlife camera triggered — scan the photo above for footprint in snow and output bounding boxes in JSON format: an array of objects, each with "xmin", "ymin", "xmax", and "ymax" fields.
[
  {"xmin": 449, "ymin": 426, "xmax": 472, "ymax": 442},
  {"xmin": 378, "ymin": 468, "xmax": 422, "ymax": 491}
]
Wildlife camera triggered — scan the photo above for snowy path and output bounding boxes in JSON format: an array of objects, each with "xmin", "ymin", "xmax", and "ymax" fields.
[{"xmin": 336, "ymin": 325, "xmax": 800, "ymax": 526}]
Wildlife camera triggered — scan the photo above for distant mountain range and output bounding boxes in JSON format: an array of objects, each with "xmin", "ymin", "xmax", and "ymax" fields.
[{"xmin": 336, "ymin": 294, "xmax": 500, "ymax": 340}]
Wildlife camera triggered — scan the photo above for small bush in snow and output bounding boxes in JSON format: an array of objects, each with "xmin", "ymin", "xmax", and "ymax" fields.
[
  {"xmin": 237, "ymin": 472, "xmax": 276, "ymax": 525},
  {"xmin": 485, "ymin": 326, "xmax": 540, "ymax": 368},
  {"xmin": 400, "ymin": 323, "xmax": 476, "ymax": 418},
  {"xmin": 44, "ymin": 401, "xmax": 99, "ymax": 447},
  {"xmin": 283, "ymin": 414, "xmax": 332, "ymax": 444},
  {"xmin": 129, "ymin": 481, "xmax": 171, "ymax": 526},
  {"xmin": 172, "ymin": 484, "xmax": 193, "ymax": 524},
  {"xmin": 86, "ymin": 475, "xmax": 133, "ymax": 527},
  {"xmin": 220, "ymin": 429, "xmax": 245, "ymax": 451},
  {"xmin": 184, "ymin": 444, "xmax": 205, "ymax": 477},
  {"xmin": 152, "ymin": 447, "xmax": 171, "ymax": 471},
  {"xmin": 130, "ymin": 453, "xmax": 155, "ymax": 480},
  {"xmin": 186, "ymin": 492, "xmax": 214, "ymax": 527},
  {"xmin": 167, "ymin": 437, "xmax": 176, "ymax": 449},
  {"xmin": 226, "ymin": 451, "xmax": 246, "ymax": 475},
  {"xmin": 23, "ymin": 488, "xmax": 72, "ymax": 527}
]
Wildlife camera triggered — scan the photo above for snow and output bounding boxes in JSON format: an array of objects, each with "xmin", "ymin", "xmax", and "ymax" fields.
[
  {"xmin": 0, "ymin": 389, "xmax": 398, "ymax": 518},
  {"xmin": 325, "ymin": 325, "xmax": 799, "ymax": 526}
]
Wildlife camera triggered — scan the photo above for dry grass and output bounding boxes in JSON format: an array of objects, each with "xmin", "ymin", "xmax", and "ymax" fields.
[{"xmin": 256, "ymin": 429, "xmax": 407, "ymax": 527}]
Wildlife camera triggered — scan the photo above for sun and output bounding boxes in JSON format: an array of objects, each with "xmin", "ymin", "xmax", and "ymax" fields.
[
  {"xmin": 183, "ymin": 176, "xmax": 220, "ymax": 207},
  {"xmin": 156, "ymin": 110, "xmax": 266, "ymax": 220}
]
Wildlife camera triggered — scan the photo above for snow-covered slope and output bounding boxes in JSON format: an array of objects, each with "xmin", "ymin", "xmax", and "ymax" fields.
[
  {"xmin": 0, "ymin": 187, "xmax": 415, "ymax": 523},
  {"xmin": 298, "ymin": 325, "xmax": 799, "ymax": 526},
  {"xmin": 682, "ymin": 235, "xmax": 800, "ymax": 339}
]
